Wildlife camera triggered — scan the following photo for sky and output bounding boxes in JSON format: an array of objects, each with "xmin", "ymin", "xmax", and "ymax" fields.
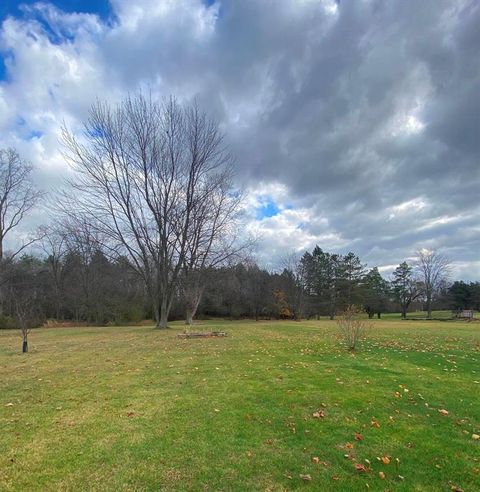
[{"xmin": 0, "ymin": 0, "xmax": 478, "ymax": 279}]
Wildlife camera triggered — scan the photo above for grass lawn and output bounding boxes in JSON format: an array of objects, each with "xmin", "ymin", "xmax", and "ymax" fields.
[{"xmin": 1, "ymin": 319, "xmax": 479, "ymax": 491}]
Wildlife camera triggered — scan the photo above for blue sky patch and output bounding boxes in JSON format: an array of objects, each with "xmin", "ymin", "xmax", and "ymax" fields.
[
  {"xmin": 27, "ymin": 129, "xmax": 43, "ymax": 139},
  {"xmin": 0, "ymin": 0, "xmax": 112, "ymax": 22},
  {"xmin": 256, "ymin": 199, "xmax": 280, "ymax": 220},
  {"xmin": 0, "ymin": 1, "xmax": 113, "ymax": 81},
  {"xmin": 0, "ymin": 57, "xmax": 6, "ymax": 81}
]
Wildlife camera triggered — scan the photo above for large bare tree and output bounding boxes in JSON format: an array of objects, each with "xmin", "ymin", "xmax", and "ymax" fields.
[
  {"xmin": 61, "ymin": 94, "xmax": 239, "ymax": 328},
  {"xmin": 415, "ymin": 249, "xmax": 450, "ymax": 319},
  {"xmin": 0, "ymin": 148, "xmax": 44, "ymax": 260},
  {"xmin": 181, "ymin": 188, "xmax": 243, "ymax": 325}
]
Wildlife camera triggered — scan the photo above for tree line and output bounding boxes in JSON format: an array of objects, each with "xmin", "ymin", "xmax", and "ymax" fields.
[
  {"xmin": 0, "ymin": 240, "xmax": 477, "ymax": 332},
  {"xmin": 0, "ymin": 93, "xmax": 477, "ymax": 349}
]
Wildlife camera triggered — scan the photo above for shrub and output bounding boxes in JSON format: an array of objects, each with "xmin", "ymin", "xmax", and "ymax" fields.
[{"xmin": 336, "ymin": 305, "xmax": 368, "ymax": 351}]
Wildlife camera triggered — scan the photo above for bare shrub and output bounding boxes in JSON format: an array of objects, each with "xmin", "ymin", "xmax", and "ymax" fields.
[{"xmin": 336, "ymin": 305, "xmax": 368, "ymax": 351}]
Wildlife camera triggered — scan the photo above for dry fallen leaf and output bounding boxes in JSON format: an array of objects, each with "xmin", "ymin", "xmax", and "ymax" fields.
[
  {"xmin": 472, "ymin": 434, "xmax": 480, "ymax": 440},
  {"xmin": 354, "ymin": 463, "xmax": 368, "ymax": 473},
  {"xmin": 378, "ymin": 472, "xmax": 386, "ymax": 479},
  {"xmin": 438, "ymin": 409, "xmax": 449, "ymax": 415},
  {"xmin": 300, "ymin": 474, "xmax": 312, "ymax": 481},
  {"xmin": 312, "ymin": 456, "xmax": 320, "ymax": 464},
  {"xmin": 371, "ymin": 419, "xmax": 380, "ymax": 428},
  {"xmin": 5, "ymin": 403, "xmax": 14, "ymax": 407},
  {"xmin": 381, "ymin": 456, "xmax": 390, "ymax": 465},
  {"xmin": 312, "ymin": 410, "xmax": 325, "ymax": 419},
  {"xmin": 354, "ymin": 432, "xmax": 363, "ymax": 441}
]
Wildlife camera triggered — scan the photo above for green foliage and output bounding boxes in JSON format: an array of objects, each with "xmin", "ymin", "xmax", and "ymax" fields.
[
  {"xmin": 362, "ymin": 267, "xmax": 390, "ymax": 318},
  {"xmin": 301, "ymin": 246, "xmax": 366, "ymax": 318},
  {"xmin": 392, "ymin": 262, "xmax": 423, "ymax": 318},
  {"xmin": 449, "ymin": 281, "xmax": 480, "ymax": 311}
]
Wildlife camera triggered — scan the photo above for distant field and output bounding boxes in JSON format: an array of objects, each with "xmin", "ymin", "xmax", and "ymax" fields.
[
  {"xmin": 1, "ymin": 319, "xmax": 479, "ymax": 491},
  {"xmin": 382, "ymin": 310, "xmax": 455, "ymax": 320}
]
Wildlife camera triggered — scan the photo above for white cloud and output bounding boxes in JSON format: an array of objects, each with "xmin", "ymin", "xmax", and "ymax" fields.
[{"xmin": 0, "ymin": 0, "xmax": 478, "ymax": 279}]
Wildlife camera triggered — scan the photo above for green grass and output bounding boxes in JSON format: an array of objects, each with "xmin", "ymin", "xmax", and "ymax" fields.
[{"xmin": 1, "ymin": 319, "xmax": 479, "ymax": 491}]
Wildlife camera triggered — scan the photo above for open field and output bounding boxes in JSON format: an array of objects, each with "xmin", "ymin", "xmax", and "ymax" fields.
[
  {"xmin": 1, "ymin": 319, "xmax": 479, "ymax": 491},
  {"xmin": 381, "ymin": 310, "xmax": 457, "ymax": 320}
]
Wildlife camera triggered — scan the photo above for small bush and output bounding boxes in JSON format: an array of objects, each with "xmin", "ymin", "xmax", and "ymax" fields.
[{"xmin": 336, "ymin": 305, "xmax": 368, "ymax": 351}]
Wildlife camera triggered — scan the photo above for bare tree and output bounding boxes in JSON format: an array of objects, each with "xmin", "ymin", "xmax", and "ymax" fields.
[
  {"xmin": 415, "ymin": 249, "xmax": 450, "ymax": 319},
  {"xmin": 279, "ymin": 252, "xmax": 307, "ymax": 320},
  {"xmin": 60, "ymin": 94, "xmax": 239, "ymax": 328},
  {"xmin": 0, "ymin": 148, "xmax": 44, "ymax": 260},
  {"xmin": 5, "ymin": 256, "xmax": 44, "ymax": 352},
  {"xmin": 15, "ymin": 295, "xmax": 39, "ymax": 353},
  {"xmin": 181, "ymin": 192, "xmax": 244, "ymax": 325},
  {"xmin": 336, "ymin": 305, "xmax": 368, "ymax": 351},
  {"xmin": 39, "ymin": 226, "xmax": 68, "ymax": 319}
]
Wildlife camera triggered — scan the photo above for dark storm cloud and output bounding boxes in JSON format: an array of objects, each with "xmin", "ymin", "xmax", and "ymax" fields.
[{"xmin": 0, "ymin": 0, "xmax": 478, "ymax": 277}]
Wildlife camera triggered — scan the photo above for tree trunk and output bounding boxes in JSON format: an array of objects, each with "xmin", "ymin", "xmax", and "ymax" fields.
[
  {"xmin": 377, "ymin": 312, "xmax": 381, "ymax": 319},
  {"xmin": 153, "ymin": 303, "xmax": 160, "ymax": 326},
  {"xmin": 184, "ymin": 287, "xmax": 202, "ymax": 325},
  {"xmin": 401, "ymin": 306, "xmax": 407, "ymax": 319},
  {"xmin": 158, "ymin": 311, "xmax": 168, "ymax": 329},
  {"xmin": 426, "ymin": 296, "xmax": 432, "ymax": 319},
  {"xmin": 156, "ymin": 296, "xmax": 169, "ymax": 329},
  {"xmin": 22, "ymin": 338, "xmax": 28, "ymax": 353}
]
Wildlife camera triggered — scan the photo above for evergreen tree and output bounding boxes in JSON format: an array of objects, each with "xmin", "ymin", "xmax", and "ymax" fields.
[{"xmin": 392, "ymin": 262, "xmax": 422, "ymax": 319}]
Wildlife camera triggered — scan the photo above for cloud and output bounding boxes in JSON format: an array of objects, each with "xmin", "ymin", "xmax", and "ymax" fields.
[{"xmin": 0, "ymin": 0, "xmax": 478, "ymax": 278}]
